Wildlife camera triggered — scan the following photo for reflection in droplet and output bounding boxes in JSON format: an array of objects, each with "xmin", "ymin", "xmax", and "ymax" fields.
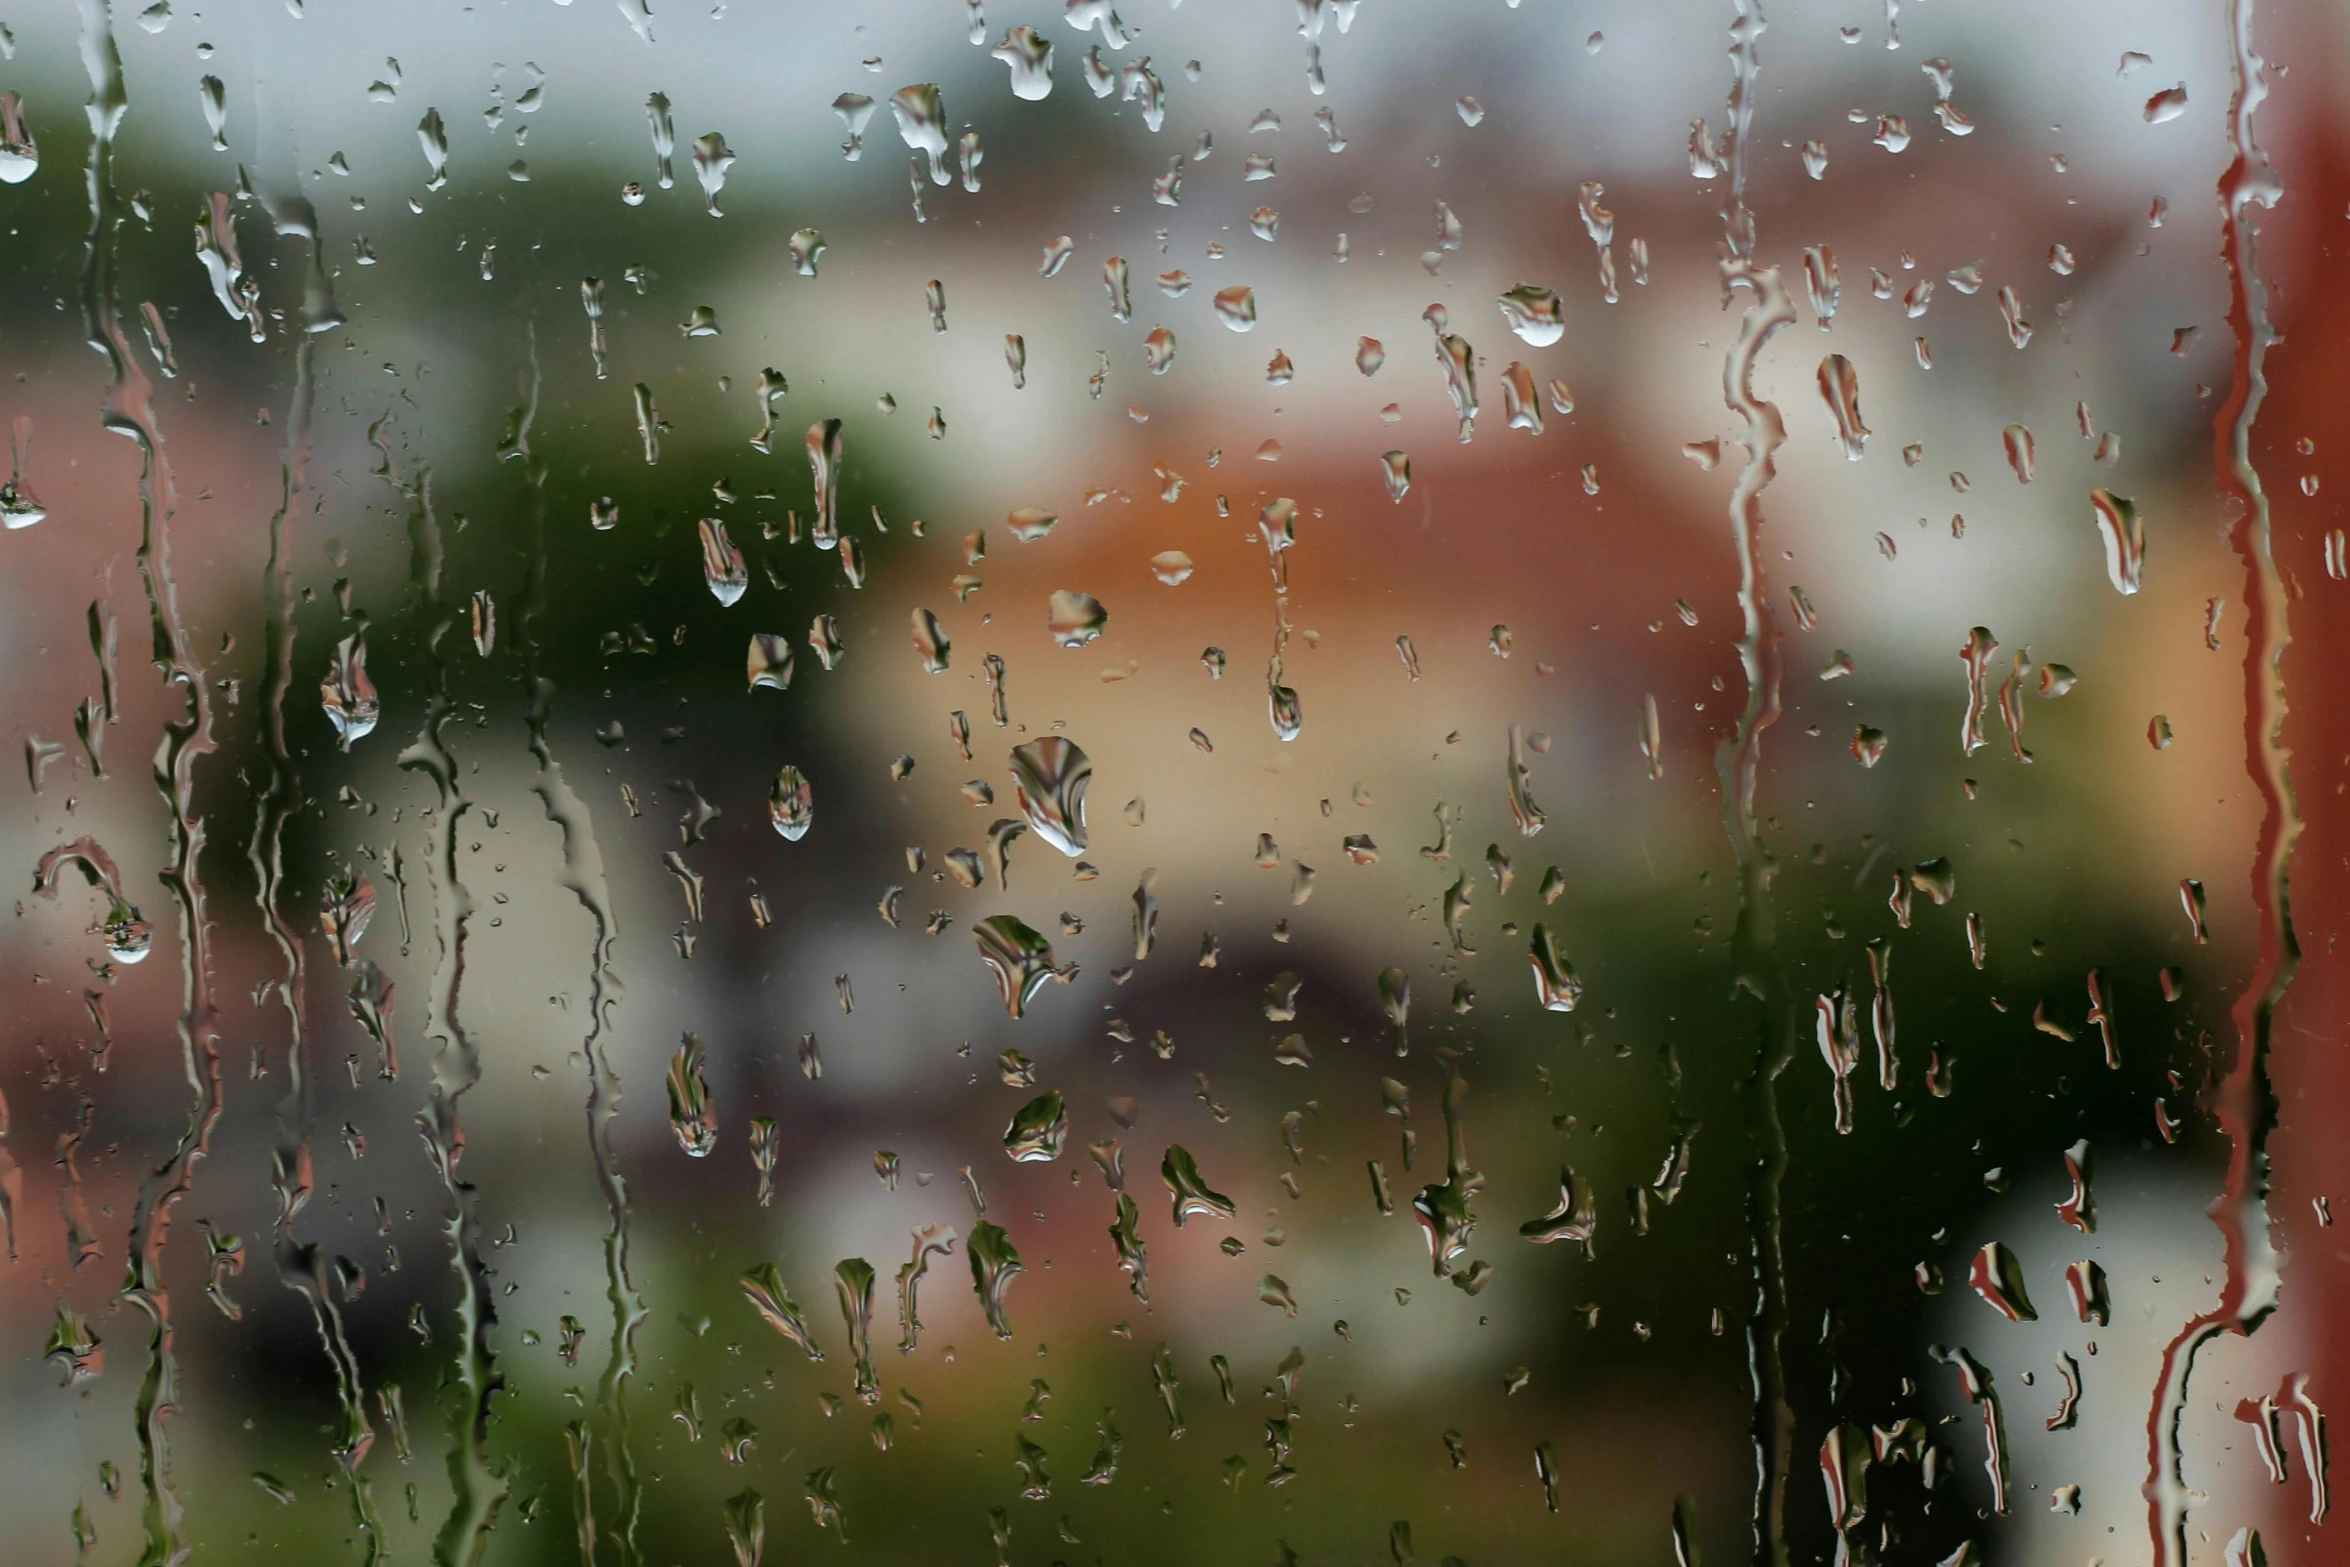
[
  {"xmin": 1817, "ymin": 354, "xmax": 1869, "ymax": 459},
  {"xmin": 2090, "ymin": 489, "xmax": 2145, "ymax": 594},
  {"xmin": 890, "ymin": 83, "xmax": 953, "ymax": 185},
  {"xmin": 699, "ymin": 517, "xmax": 748, "ymax": 604},
  {"xmin": 967, "ymin": 1220, "xmax": 1026, "ymax": 1338},
  {"xmin": 2003, "ymin": 423, "xmax": 2036, "ymax": 483},
  {"xmin": 320, "ymin": 868, "xmax": 375, "ymax": 966},
  {"xmin": 1010, "ymin": 736, "xmax": 1092, "ymax": 856},
  {"xmin": 666, "ymin": 1034, "xmax": 719, "ymax": 1156},
  {"xmin": 747, "ymin": 633, "xmax": 795, "ymax": 691},
  {"xmin": 740, "ymin": 1262, "xmax": 823, "ymax": 1359},
  {"xmin": 1497, "ymin": 284, "xmax": 1564, "ymax": 346},
  {"xmin": 321, "ymin": 631, "xmax": 379, "ymax": 749},
  {"xmin": 768, "ymin": 766, "xmax": 814, "ymax": 840},
  {"xmin": 1381, "ymin": 450, "xmax": 1412, "ymax": 501},
  {"xmin": 0, "ymin": 92, "xmax": 39, "ymax": 185},
  {"xmin": 975, "ymin": 914, "xmax": 1062, "ymax": 1018},
  {"xmin": 992, "ymin": 25, "xmax": 1055, "ymax": 100},
  {"xmin": 1161, "ymin": 1145, "xmax": 1237, "ymax": 1226},
  {"xmin": 1004, "ymin": 1091, "xmax": 1068, "ymax": 1162},
  {"xmin": 789, "ymin": 228, "xmax": 827, "ymax": 276},
  {"xmin": 1048, "ymin": 590, "xmax": 1108, "ymax": 647},
  {"xmin": 1529, "ymin": 924, "xmax": 1580, "ymax": 1011},
  {"xmin": 1143, "ymin": 327, "xmax": 1176, "ymax": 373},
  {"xmin": 910, "ymin": 608, "xmax": 952, "ymax": 672}
]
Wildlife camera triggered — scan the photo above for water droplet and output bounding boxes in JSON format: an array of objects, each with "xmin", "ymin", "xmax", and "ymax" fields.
[
  {"xmin": 1817, "ymin": 354, "xmax": 1869, "ymax": 459},
  {"xmin": 1967, "ymin": 1241, "xmax": 2038, "ymax": 1321},
  {"xmin": 967, "ymin": 1221, "xmax": 1026, "ymax": 1338},
  {"xmin": 1501, "ymin": 363, "xmax": 1543, "ymax": 434},
  {"xmin": 723, "ymin": 1489, "xmax": 766, "ymax": 1567},
  {"xmin": 890, "ymin": 83, "xmax": 954, "ymax": 185},
  {"xmin": 2144, "ymin": 82, "xmax": 2189, "ymax": 123},
  {"xmin": 416, "ymin": 106, "xmax": 450, "ymax": 189},
  {"xmin": 769, "ymin": 766, "xmax": 814, "ymax": 840},
  {"xmin": 1528, "ymin": 924, "xmax": 1580, "ymax": 1011},
  {"xmin": 320, "ymin": 868, "xmax": 375, "ymax": 966},
  {"xmin": 1009, "ymin": 737, "xmax": 1090, "ymax": 856},
  {"xmin": 1004, "ymin": 1091, "xmax": 1068, "ymax": 1162},
  {"xmin": 740, "ymin": 1261, "xmax": 823, "ymax": 1358},
  {"xmin": 197, "ymin": 74, "xmax": 227, "ymax": 150},
  {"xmin": 1212, "ymin": 286, "xmax": 1256, "ymax": 331},
  {"xmin": 691, "ymin": 131, "xmax": 736, "ymax": 215},
  {"xmin": 975, "ymin": 914, "xmax": 1063, "ymax": 1018},
  {"xmin": 992, "ymin": 25, "xmax": 1055, "ymax": 100},
  {"xmin": 699, "ymin": 517, "xmax": 748, "ymax": 604},
  {"xmin": 1161, "ymin": 1144, "xmax": 1237, "ymax": 1225},
  {"xmin": 747, "ymin": 633, "xmax": 795, "ymax": 691},
  {"xmin": 1048, "ymin": 590, "xmax": 1108, "ymax": 646},
  {"xmin": 1119, "ymin": 542, "xmax": 1187, "ymax": 590},
  {"xmin": 666, "ymin": 1034, "xmax": 718, "ymax": 1156},
  {"xmin": 320, "ymin": 631, "xmax": 379, "ymax": 749},
  {"xmin": 0, "ymin": 91, "xmax": 35, "ymax": 183},
  {"xmin": 1379, "ymin": 450, "xmax": 1412, "ymax": 501},
  {"xmin": 2002, "ymin": 423, "xmax": 2036, "ymax": 483},
  {"xmin": 1497, "ymin": 285, "xmax": 1564, "ymax": 347},
  {"xmin": 2090, "ymin": 489, "xmax": 2145, "ymax": 594}
]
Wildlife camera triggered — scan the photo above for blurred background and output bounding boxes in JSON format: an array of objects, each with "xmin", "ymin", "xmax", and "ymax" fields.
[{"xmin": 2, "ymin": 0, "xmax": 2349, "ymax": 1563}]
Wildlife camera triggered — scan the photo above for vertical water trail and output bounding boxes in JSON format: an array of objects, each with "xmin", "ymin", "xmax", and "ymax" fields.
[
  {"xmin": 1711, "ymin": 3, "xmax": 1799, "ymax": 1561},
  {"xmin": 386, "ymin": 446, "xmax": 510, "ymax": 1564},
  {"xmin": 510, "ymin": 311, "xmax": 646, "ymax": 1566},
  {"xmin": 77, "ymin": 3, "xmax": 222, "ymax": 1560},
  {"xmin": 2143, "ymin": 1, "xmax": 2295, "ymax": 1559},
  {"xmin": 248, "ymin": 183, "xmax": 384, "ymax": 1557}
]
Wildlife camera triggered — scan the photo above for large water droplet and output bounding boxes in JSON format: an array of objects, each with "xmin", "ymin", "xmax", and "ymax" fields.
[
  {"xmin": 1048, "ymin": 589, "xmax": 1108, "ymax": 646},
  {"xmin": 975, "ymin": 914, "xmax": 1062, "ymax": 1018},
  {"xmin": 1161, "ymin": 1144, "xmax": 1237, "ymax": 1225},
  {"xmin": 1009, "ymin": 736, "xmax": 1091, "ymax": 855},
  {"xmin": 2090, "ymin": 488, "xmax": 2145, "ymax": 594},
  {"xmin": 740, "ymin": 1261, "xmax": 823, "ymax": 1358},
  {"xmin": 0, "ymin": 92, "xmax": 39, "ymax": 184},
  {"xmin": 666, "ymin": 1034, "xmax": 719, "ymax": 1156},
  {"xmin": 967, "ymin": 1221, "xmax": 1026, "ymax": 1338},
  {"xmin": 1528, "ymin": 924, "xmax": 1580, "ymax": 1011},
  {"xmin": 1004, "ymin": 1091, "xmax": 1068, "ymax": 1162},
  {"xmin": 699, "ymin": 517, "xmax": 748, "ymax": 604},
  {"xmin": 890, "ymin": 83, "xmax": 953, "ymax": 185},
  {"xmin": 320, "ymin": 868, "xmax": 375, "ymax": 966},
  {"xmin": 992, "ymin": 26, "xmax": 1055, "ymax": 100},
  {"xmin": 1143, "ymin": 327, "xmax": 1176, "ymax": 373},
  {"xmin": 1497, "ymin": 284, "xmax": 1564, "ymax": 346},
  {"xmin": 1817, "ymin": 354, "xmax": 1869, "ymax": 459},
  {"xmin": 769, "ymin": 766, "xmax": 814, "ymax": 840},
  {"xmin": 321, "ymin": 631, "xmax": 379, "ymax": 749},
  {"xmin": 910, "ymin": 608, "xmax": 952, "ymax": 672}
]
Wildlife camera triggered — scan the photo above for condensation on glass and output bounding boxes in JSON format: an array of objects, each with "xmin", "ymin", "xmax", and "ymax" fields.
[{"xmin": 1, "ymin": 2, "xmax": 2345, "ymax": 1566}]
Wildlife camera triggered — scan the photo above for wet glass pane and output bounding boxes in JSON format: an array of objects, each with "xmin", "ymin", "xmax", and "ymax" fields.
[{"xmin": 2, "ymin": 2, "xmax": 2346, "ymax": 1565}]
